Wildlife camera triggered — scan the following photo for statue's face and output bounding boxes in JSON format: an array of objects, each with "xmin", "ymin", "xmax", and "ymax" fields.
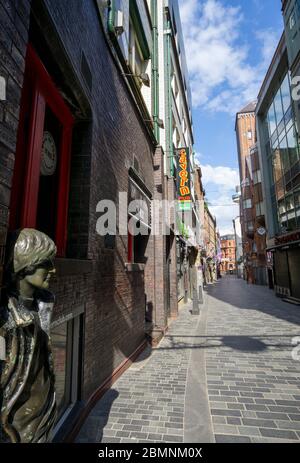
[{"xmin": 24, "ymin": 261, "xmax": 56, "ymax": 290}]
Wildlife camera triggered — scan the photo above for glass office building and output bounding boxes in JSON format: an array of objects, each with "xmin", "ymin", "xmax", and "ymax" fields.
[
  {"xmin": 257, "ymin": 34, "xmax": 300, "ymax": 301},
  {"xmin": 263, "ymin": 71, "xmax": 300, "ymax": 234}
]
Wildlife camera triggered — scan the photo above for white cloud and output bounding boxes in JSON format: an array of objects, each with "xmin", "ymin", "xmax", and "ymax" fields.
[
  {"xmin": 200, "ymin": 164, "xmax": 240, "ymax": 235},
  {"xmin": 179, "ymin": 0, "xmax": 282, "ymax": 114},
  {"xmin": 201, "ymin": 164, "xmax": 239, "ymax": 190}
]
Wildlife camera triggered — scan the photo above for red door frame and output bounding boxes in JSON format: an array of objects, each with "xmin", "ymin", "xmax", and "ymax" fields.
[{"xmin": 10, "ymin": 44, "xmax": 74, "ymax": 256}]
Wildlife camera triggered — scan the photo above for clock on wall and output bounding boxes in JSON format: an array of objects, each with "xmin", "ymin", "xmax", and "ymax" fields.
[{"xmin": 41, "ymin": 131, "xmax": 57, "ymax": 176}]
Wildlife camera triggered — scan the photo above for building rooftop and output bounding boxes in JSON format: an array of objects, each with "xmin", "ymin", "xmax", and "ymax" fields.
[
  {"xmin": 237, "ymin": 101, "xmax": 257, "ymax": 114},
  {"xmin": 221, "ymin": 234, "xmax": 235, "ymax": 241}
]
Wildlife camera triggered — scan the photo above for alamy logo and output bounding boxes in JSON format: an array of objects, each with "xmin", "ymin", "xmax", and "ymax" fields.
[
  {"xmin": 291, "ymin": 337, "xmax": 300, "ymax": 361},
  {"xmin": 0, "ymin": 76, "xmax": 6, "ymax": 101}
]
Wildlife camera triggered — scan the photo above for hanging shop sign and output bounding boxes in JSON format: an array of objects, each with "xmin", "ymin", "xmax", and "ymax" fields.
[
  {"xmin": 257, "ymin": 227, "xmax": 266, "ymax": 236},
  {"xmin": 176, "ymin": 147, "xmax": 191, "ymax": 211},
  {"xmin": 275, "ymin": 230, "xmax": 300, "ymax": 246}
]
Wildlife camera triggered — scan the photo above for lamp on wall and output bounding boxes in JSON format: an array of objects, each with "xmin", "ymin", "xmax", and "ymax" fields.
[
  {"xmin": 122, "ymin": 72, "xmax": 151, "ymax": 87},
  {"xmin": 143, "ymin": 117, "xmax": 165, "ymax": 129}
]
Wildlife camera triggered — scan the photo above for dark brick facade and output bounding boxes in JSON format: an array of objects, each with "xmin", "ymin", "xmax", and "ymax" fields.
[
  {"xmin": 0, "ymin": 0, "xmax": 171, "ymax": 439},
  {"xmin": 0, "ymin": 0, "xmax": 31, "ymax": 287}
]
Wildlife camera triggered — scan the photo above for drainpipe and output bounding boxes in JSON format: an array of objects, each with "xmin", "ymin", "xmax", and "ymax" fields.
[
  {"xmin": 151, "ymin": 0, "xmax": 159, "ymax": 143},
  {"xmin": 107, "ymin": 0, "xmax": 116, "ymax": 35},
  {"xmin": 164, "ymin": 11, "xmax": 173, "ymax": 177}
]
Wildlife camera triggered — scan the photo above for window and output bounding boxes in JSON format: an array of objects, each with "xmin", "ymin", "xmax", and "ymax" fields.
[
  {"xmin": 9, "ymin": 45, "xmax": 74, "ymax": 256},
  {"xmin": 247, "ymin": 130, "xmax": 252, "ymax": 140},
  {"xmin": 274, "ymin": 87, "xmax": 284, "ymax": 125},
  {"xmin": 51, "ymin": 313, "xmax": 84, "ymax": 420},
  {"xmin": 289, "ymin": 10, "xmax": 296, "ymax": 30},
  {"xmin": 243, "ymin": 199, "xmax": 252, "ymax": 209},
  {"xmin": 253, "ymin": 170, "xmax": 262, "ymax": 184},
  {"xmin": 267, "ymin": 103, "xmax": 277, "ymax": 136},
  {"xmin": 287, "ymin": 125, "xmax": 299, "ymax": 167},
  {"xmin": 273, "ymin": 147, "xmax": 283, "ymax": 183},
  {"xmin": 129, "ymin": 20, "xmax": 146, "ymax": 88},
  {"xmin": 128, "ymin": 176, "xmax": 151, "ymax": 264},
  {"xmin": 255, "ymin": 202, "xmax": 265, "ymax": 217},
  {"xmin": 279, "ymin": 135, "xmax": 290, "ymax": 173},
  {"xmin": 280, "ymin": 74, "xmax": 291, "ymax": 115}
]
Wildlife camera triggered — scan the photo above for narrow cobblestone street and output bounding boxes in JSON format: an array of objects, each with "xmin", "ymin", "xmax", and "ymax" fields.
[{"xmin": 77, "ymin": 276, "xmax": 300, "ymax": 443}]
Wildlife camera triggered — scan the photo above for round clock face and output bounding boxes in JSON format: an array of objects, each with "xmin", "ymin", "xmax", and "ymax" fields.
[{"xmin": 41, "ymin": 131, "xmax": 57, "ymax": 176}]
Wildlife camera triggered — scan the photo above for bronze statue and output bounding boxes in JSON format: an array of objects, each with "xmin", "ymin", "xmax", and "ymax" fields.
[{"xmin": 0, "ymin": 229, "xmax": 57, "ymax": 443}]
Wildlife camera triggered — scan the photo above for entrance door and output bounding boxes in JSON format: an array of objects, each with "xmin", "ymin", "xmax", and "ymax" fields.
[
  {"xmin": 288, "ymin": 248, "xmax": 300, "ymax": 300},
  {"xmin": 165, "ymin": 235, "xmax": 171, "ymax": 317},
  {"xmin": 10, "ymin": 45, "xmax": 74, "ymax": 256}
]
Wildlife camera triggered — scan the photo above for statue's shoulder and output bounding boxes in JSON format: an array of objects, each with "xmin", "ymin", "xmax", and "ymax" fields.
[{"xmin": 0, "ymin": 299, "xmax": 15, "ymax": 331}]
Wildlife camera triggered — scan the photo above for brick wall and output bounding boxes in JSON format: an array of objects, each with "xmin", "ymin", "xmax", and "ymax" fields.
[
  {"xmin": 0, "ymin": 0, "xmax": 31, "ymax": 288},
  {"xmin": 1, "ymin": 0, "xmax": 157, "ymax": 408},
  {"xmin": 38, "ymin": 0, "xmax": 156, "ymax": 399}
]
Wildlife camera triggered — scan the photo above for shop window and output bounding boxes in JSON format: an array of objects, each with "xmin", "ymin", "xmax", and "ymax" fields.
[
  {"xmin": 9, "ymin": 45, "xmax": 74, "ymax": 256},
  {"xmin": 51, "ymin": 313, "xmax": 83, "ymax": 420}
]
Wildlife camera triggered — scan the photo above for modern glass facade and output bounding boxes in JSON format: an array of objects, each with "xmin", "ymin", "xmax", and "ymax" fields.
[{"xmin": 263, "ymin": 71, "xmax": 300, "ymax": 233}]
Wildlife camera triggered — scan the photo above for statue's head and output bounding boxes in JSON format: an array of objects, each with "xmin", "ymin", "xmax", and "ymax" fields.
[{"xmin": 12, "ymin": 229, "xmax": 57, "ymax": 291}]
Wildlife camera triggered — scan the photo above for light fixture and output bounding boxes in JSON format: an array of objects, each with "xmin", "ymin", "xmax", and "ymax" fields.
[
  {"xmin": 122, "ymin": 72, "xmax": 150, "ymax": 87},
  {"xmin": 144, "ymin": 117, "xmax": 165, "ymax": 129},
  {"xmin": 157, "ymin": 118, "xmax": 164, "ymax": 129}
]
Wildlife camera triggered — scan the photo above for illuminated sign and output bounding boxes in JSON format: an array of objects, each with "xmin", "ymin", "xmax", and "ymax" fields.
[{"xmin": 176, "ymin": 147, "xmax": 191, "ymax": 211}]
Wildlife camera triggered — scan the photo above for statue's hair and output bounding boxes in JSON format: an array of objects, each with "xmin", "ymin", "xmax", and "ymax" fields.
[{"xmin": 13, "ymin": 228, "xmax": 57, "ymax": 275}]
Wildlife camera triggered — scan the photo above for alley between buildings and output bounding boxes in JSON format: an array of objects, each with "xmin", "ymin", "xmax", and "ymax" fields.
[{"xmin": 76, "ymin": 276, "xmax": 300, "ymax": 444}]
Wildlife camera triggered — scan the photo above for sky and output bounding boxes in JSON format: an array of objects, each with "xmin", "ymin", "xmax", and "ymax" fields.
[{"xmin": 178, "ymin": 0, "xmax": 284, "ymax": 235}]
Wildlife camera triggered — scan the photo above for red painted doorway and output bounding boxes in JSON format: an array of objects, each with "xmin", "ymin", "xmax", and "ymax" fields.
[{"xmin": 10, "ymin": 45, "xmax": 74, "ymax": 256}]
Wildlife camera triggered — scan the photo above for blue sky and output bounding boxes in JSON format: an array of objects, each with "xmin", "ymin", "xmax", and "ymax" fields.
[{"xmin": 179, "ymin": 0, "xmax": 283, "ymax": 234}]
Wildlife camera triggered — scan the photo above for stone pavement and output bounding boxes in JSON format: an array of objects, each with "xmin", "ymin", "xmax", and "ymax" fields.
[
  {"xmin": 76, "ymin": 276, "xmax": 300, "ymax": 443},
  {"xmin": 76, "ymin": 302, "xmax": 202, "ymax": 443},
  {"xmin": 205, "ymin": 276, "xmax": 300, "ymax": 443}
]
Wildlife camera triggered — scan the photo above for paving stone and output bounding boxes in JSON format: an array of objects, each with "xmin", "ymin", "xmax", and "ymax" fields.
[
  {"xmin": 212, "ymin": 416, "xmax": 227, "ymax": 424},
  {"xmin": 275, "ymin": 420, "xmax": 300, "ymax": 431},
  {"xmin": 227, "ymin": 417, "xmax": 241, "ymax": 426},
  {"xmin": 256, "ymin": 412, "xmax": 289, "ymax": 421},
  {"xmin": 213, "ymin": 424, "xmax": 239, "ymax": 435},
  {"xmin": 289, "ymin": 414, "xmax": 300, "ymax": 421},
  {"xmin": 245, "ymin": 404, "xmax": 268, "ymax": 412},
  {"xmin": 227, "ymin": 403, "xmax": 245, "ymax": 410},
  {"xmin": 215, "ymin": 434, "xmax": 251, "ymax": 443},
  {"xmin": 259, "ymin": 428, "xmax": 298, "ymax": 440},
  {"xmin": 238, "ymin": 426, "xmax": 261, "ymax": 437},
  {"xmin": 242, "ymin": 418, "xmax": 277, "ymax": 428},
  {"xmin": 211, "ymin": 409, "xmax": 242, "ymax": 417}
]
